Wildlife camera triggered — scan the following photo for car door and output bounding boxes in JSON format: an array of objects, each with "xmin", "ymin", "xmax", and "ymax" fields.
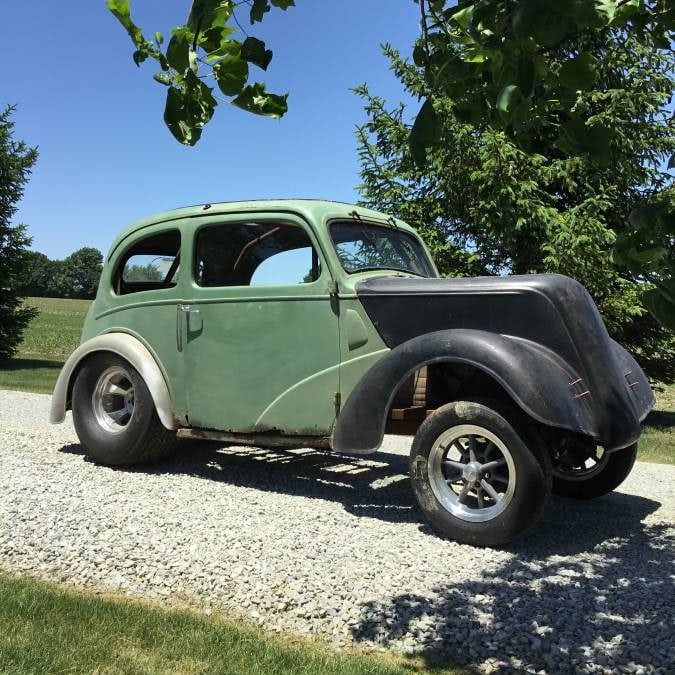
[{"xmin": 180, "ymin": 212, "xmax": 340, "ymax": 436}]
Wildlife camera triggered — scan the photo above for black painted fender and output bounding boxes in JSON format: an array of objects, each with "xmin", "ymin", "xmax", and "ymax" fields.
[{"xmin": 332, "ymin": 329, "xmax": 644, "ymax": 454}]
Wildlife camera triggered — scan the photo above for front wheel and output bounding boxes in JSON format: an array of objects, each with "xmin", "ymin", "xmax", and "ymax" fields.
[
  {"xmin": 552, "ymin": 441, "xmax": 637, "ymax": 499},
  {"xmin": 409, "ymin": 400, "xmax": 551, "ymax": 547}
]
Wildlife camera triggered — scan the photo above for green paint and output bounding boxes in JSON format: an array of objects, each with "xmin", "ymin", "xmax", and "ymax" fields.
[{"xmin": 79, "ymin": 200, "xmax": 434, "ymax": 436}]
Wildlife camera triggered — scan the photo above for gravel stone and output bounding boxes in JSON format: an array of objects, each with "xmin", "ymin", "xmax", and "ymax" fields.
[{"xmin": 0, "ymin": 389, "xmax": 673, "ymax": 673}]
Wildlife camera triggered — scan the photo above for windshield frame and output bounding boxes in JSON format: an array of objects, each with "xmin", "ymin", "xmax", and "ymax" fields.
[{"xmin": 328, "ymin": 219, "xmax": 437, "ymax": 279}]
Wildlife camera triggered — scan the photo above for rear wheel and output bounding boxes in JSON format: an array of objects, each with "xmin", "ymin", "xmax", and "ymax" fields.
[
  {"xmin": 552, "ymin": 440, "xmax": 637, "ymax": 499},
  {"xmin": 409, "ymin": 400, "xmax": 551, "ymax": 547},
  {"xmin": 72, "ymin": 353, "xmax": 177, "ymax": 466}
]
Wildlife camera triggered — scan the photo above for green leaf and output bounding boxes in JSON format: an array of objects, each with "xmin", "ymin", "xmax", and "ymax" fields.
[
  {"xmin": 450, "ymin": 4, "xmax": 474, "ymax": 30},
  {"xmin": 153, "ymin": 72, "xmax": 172, "ymax": 86},
  {"xmin": 413, "ymin": 45, "xmax": 427, "ymax": 67},
  {"xmin": 464, "ymin": 48, "xmax": 487, "ymax": 63},
  {"xmin": 409, "ymin": 98, "xmax": 438, "ymax": 167},
  {"xmin": 213, "ymin": 56, "xmax": 249, "ymax": 96},
  {"xmin": 595, "ymin": 0, "xmax": 641, "ymax": 26},
  {"xmin": 559, "ymin": 52, "xmax": 599, "ymax": 91},
  {"xmin": 668, "ymin": 153, "xmax": 675, "ymax": 170},
  {"xmin": 133, "ymin": 49, "xmax": 148, "ymax": 66},
  {"xmin": 163, "ymin": 73, "xmax": 217, "ymax": 146},
  {"xmin": 534, "ymin": 14, "xmax": 577, "ymax": 47},
  {"xmin": 251, "ymin": 0, "xmax": 294, "ymax": 22},
  {"xmin": 560, "ymin": 116, "xmax": 613, "ymax": 163},
  {"xmin": 166, "ymin": 28, "xmax": 193, "ymax": 72},
  {"xmin": 241, "ymin": 37, "xmax": 273, "ymax": 71},
  {"xmin": 164, "ymin": 87, "xmax": 190, "ymax": 144},
  {"xmin": 643, "ymin": 286, "xmax": 675, "ymax": 331},
  {"xmin": 619, "ymin": 245, "xmax": 667, "ymax": 267},
  {"xmin": 250, "ymin": 0, "xmax": 270, "ymax": 24},
  {"xmin": 232, "ymin": 83, "xmax": 288, "ymax": 118},
  {"xmin": 154, "ymin": 31, "xmax": 164, "ymax": 45},
  {"xmin": 187, "ymin": 0, "xmax": 232, "ymax": 32},
  {"xmin": 199, "ymin": 26, "xmax": 236, "ymax": 57},
  {"xmin": 512, "ymin": 0, "xmax": 540, "ymax": 39},
  {"xmin": 496, "ymin": 84, "xmax": 521, "ymax": 114}
]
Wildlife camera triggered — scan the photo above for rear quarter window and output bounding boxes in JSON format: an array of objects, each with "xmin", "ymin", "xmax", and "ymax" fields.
[{"xmin": 114, "ymin": 229, "xmax": 181, "ymax": 295}]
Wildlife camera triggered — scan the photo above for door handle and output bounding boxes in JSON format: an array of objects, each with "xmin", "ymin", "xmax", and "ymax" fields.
[
  {"xmin": 176, "ymin": 305, "xmax": 200, "ymax": 351},
  {"xmin": 176, "ymin": 304, "xmax": 184, "ymax": 352}
]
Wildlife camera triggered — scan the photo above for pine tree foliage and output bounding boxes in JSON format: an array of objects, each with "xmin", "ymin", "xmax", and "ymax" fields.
[
  {"xmin": 356, "ymin": 31, "xmax": 674, "ymax": 382},
  {"xmin": 0, "ymin": 106, "xmax": 38, "ymax": 361}
]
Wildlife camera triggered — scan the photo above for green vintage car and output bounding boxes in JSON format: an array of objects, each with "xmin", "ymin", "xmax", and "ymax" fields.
[{"xmin": 51, "ymin": 200, "xmax": 654, "ymax": 546}]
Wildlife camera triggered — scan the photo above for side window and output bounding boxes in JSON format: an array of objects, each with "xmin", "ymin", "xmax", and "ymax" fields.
[
  {"xmin": 194, "ymin": 222, "xmax": 321, "ymax": 288},
  {"xmin": 115, "ymin": 230, "xmax": 181, "ymax": 295}
]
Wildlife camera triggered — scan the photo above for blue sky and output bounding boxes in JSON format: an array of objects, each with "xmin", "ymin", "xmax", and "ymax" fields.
[{"xmin": 3, "ymin": 1, "xmax": 421, "ymax": 259}]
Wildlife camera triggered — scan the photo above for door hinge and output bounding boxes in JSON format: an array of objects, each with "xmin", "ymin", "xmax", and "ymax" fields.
[
  {"xmin": 333, "ymin": 392, "xmax": 341, "ymax": 408},
  {"xmin": 328, "ymin": 280, "xmax": 339, "ymax": 297}
]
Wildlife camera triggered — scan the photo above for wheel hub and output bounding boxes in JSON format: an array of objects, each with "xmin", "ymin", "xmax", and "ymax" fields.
[
  {"xmin": 462, "ymin": 461, "xmax": 482, "ymax": 483},
  {"xmin": 92, "ymin": 366, "xmax": 135, "ymax": 434},
  {"xmin": 427, "ymin": 424, "xmax": 517, "ymax": 523}
]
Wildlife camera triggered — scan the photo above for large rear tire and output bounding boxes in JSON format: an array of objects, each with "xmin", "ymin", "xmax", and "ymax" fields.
[
  {"xmin": 409, "ymin": 400, "xmax": 551, "ymax": 547},
  {"xmin": 72, "ymin": 352, "xmax": 177, "ymax": 466}
]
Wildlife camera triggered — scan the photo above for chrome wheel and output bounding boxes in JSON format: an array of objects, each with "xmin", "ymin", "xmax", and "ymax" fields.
[
  {"xmin": 428, "ymin": 424, "xmax": 516, "ymax": 523},
  {"xmin": 91, "ymin": 366, "xmax": 135, "ymax": 434},
  {"xmin": 552, "ymin": 445, "xmax": 609, "ymax": 482}
]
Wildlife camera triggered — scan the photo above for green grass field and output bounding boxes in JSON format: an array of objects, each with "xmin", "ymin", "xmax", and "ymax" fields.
[
  {"xmin": 0, "ymin": 297, "xmax": 90, "ymax": 394},
  {"xmin": 0, "ymin": 574, "xmax": 460, "ymax": 675},
  {"xmin": 0, "ymin": 296, "xmax": 672, "ymax": 465}
]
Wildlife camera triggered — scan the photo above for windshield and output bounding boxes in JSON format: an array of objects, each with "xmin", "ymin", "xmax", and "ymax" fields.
[{"xmin": 330, "ymin": 221, "xmax": 436, "ymax": 277}]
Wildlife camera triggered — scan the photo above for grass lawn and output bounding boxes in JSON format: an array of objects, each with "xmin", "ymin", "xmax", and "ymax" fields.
[
  {"xmin": 0, "ymin": 296, "xmax": 672, "ymax": 464},
  {"xmin": 0, "ymin": 297, "xmax": 90, "ymax": 394},
  {"xmin": 0, "ymin": 574, "xmax": 460, "ymax": 675}
]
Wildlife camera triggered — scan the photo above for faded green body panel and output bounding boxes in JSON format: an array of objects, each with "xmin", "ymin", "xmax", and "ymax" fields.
[
  {"xmin": 180, "ymin": 211, "xmax": 339, "ymax": 434},
  {"xmin": 336, "ymin": 298, "xmax": 389, "ymax": 412},
  {"xmin": 80, "ymin": 199, "xmax": 437, "ymax": 438},
  {"xmin": 82, "ymin": 221, "xmax": 188, "ymax": 421}
]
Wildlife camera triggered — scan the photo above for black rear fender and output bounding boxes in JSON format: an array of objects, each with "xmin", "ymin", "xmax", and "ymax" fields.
[{"xmin": 331, "ymin": 329, "xmax": 638, "ymax": 454}]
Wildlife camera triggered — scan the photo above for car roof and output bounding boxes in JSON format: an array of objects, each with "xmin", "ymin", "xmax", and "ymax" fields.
[{"xmin": 107, "ymin": 199, "xmax": 416, "ymax": 260}]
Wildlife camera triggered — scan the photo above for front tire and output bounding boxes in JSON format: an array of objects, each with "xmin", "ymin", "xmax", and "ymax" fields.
[
  {"xmin": 552, "ymin": 442, "xmax": 637, "ymax": 499},
  {"xmin": 72, "ymin": 352, "xmax": 177, "ymax": 466},
  {"xmin": 409, "ymin": 400, "xmax": 551, "ymax": 547}
]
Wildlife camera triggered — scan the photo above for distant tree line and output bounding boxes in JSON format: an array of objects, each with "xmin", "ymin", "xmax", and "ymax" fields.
[{"xmin": 18, "ymin": 247, "xmax": 103, "ymax": 300}]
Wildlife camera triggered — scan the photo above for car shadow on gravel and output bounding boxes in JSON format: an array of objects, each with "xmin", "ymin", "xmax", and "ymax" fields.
[
  {"xmin": 59, "ymin": 441, "xmax": 666, "ymax": 551},
  {"xmin": 59, "ymin": 440, "xmax": 420, "ymax": 526},
  {"xmin": 350, "ymin": 491, "xmax": 672, "ymax": 673}
]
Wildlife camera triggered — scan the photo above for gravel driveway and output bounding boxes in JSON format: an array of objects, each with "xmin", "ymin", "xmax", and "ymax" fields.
[{"xmin": 0, "ymin": 389, "xmax": 673, "ymax": 674}]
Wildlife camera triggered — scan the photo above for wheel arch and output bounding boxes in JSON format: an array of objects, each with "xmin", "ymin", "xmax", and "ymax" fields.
[
  {"xmin": 332, "ymin": 329, "xmax": 596, "ymax": 454},
  {"xmin": 49, "ymin": 333, "xmax": 176, "ymax": 430}
]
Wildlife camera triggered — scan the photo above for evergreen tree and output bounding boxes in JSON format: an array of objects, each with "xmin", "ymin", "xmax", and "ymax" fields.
[
  {"xmin": 356, "ymin": 30, "xmax": 674, "ymax": 381},
  {"xmin": 0, "ymin": 106, "xmax": 38, "ymax": 360}
]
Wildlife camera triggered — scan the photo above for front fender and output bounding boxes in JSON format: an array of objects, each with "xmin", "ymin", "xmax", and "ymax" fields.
[
  {"xmin": 332, "ymin": 329, "xmax": 639, "ymax": 454},
  {"xmin": 49, "ymin": 333, "xmax": 176, "ymax": 430}
]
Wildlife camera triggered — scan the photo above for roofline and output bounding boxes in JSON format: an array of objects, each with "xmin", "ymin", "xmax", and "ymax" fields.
[{"xmin": 105, "ymin": 199, "xmax": 418, "ymax": 260}]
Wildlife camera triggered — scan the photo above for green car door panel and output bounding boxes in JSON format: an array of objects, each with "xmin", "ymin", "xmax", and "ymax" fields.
[{"xmin": 180, "ymin": 212, "xmax": 340, "ymax": 435}]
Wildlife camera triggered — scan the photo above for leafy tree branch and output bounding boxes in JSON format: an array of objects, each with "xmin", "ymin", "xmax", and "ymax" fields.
[{"xmin": 106, "ymin": 0, "xmax": 295, "ymax": 145}]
